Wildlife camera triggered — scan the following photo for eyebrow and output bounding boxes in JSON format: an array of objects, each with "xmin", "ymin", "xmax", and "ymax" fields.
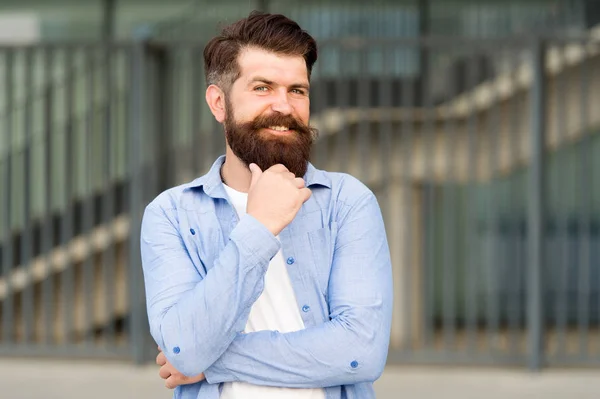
[{"xmin": 249, "ymin": 76, "xmax": 310, "ymax": 91}]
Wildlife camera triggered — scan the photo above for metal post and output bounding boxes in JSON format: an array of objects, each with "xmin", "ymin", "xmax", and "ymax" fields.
[
  {"xmin": 22, "ymin": 48, "xmax": 34, "ymax": 343},
  {"xmin": 42, "ymin": 47, "xmax": 55, "ymax": 345},
  {"xmin": 418, "ymin": 0, "xmax": 430, "ymax": 106},
  {"xmin": 527, "ymin": 39, "xmax": 546, "ymax": 371},
  {"xmin": 102, "ymin": 0, "xmax": 116, "ymax": 41},
  {"xmin": 129, "ymin": 41, "xmax": 147, "ymax": 365},
  {"xmin": 154, "ymin": 46, "xmax": 173, "ymax": 193},
  {"xmin": 256, "ymin": 0, "xmax": 269, "ymax": 12},
  {"xmin": 2, "ymin": 49, "xmax": 15, "ymax": 345}
]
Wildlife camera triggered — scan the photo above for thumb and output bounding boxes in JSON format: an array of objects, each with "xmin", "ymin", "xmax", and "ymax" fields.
[{"xmin": 249, "ymin": 163, "xmax": 263, "ymax": 190}]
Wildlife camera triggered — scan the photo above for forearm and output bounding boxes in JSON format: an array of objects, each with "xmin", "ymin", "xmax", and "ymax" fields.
[
  {"xmin": 142, "ymin": 209, "xmax": 280, "ymax": 377},
  {"xmin": 204, "ymin": 300, "xmax": 391, "ymax": 388}
]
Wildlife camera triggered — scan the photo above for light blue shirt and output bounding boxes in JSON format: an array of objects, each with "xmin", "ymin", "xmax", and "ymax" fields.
[{"xmin": 140, "ymin": 155, "xmax": 393, "ymax": 399}]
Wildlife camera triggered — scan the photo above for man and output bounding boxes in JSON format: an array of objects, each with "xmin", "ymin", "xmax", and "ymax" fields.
[{"xmin": 141, "ymin": 11, "xmax": 393, "ymax": 399}]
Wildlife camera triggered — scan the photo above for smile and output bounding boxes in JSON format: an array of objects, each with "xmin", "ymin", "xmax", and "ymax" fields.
[{"xmin": 265, "ymin": 126, "xmax": 293, "ymax": 135}]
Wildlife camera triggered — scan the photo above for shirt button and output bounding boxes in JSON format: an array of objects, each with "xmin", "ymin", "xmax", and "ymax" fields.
[
  {"xmin": 350, "ymin": 360, "xmax": 359, "ymax": 368},
  {"xmin": 302, "ymin": 305, "xmax": 310, "ymax": 312},
  {"xmin": 286, "ymin": 257, "xmax": 295, "ymax": 265},
  {"xmin": 173, "ymin": 346, "xmax": 181, "ymax": 354},
  {"xmin": 190, "ymin": 228, "xmax": 196, "ymax": 235}
]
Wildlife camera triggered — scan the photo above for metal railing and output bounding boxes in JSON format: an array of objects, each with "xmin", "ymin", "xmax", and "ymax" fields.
[
  {"xmin": 0, "ymin": 34, "xmax": 599, "ymax": 369},
  {"xmin": 0, "ymin": 43, "xmax": 139, "ymax": 360}
]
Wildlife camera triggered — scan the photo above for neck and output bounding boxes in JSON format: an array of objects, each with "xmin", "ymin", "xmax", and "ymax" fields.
[{"xmin": 221, "ymin": 146, "xmax": 252, "ymax": 193}]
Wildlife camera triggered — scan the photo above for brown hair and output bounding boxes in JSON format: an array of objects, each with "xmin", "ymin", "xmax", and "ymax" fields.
[{"xmin": 203, "ymin": 11, "xmax": 318, "ymax": 92}]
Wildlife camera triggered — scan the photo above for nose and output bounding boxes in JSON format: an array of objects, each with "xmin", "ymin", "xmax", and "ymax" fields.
[{"xmin": 270, "ymin": 89, "xmax": 293, "ymax": 115}]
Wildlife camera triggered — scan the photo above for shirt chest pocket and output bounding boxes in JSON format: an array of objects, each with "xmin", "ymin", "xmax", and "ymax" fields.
[{"xmin": 306, "ymin": 222, "xmax": 338, "ymax": 296}]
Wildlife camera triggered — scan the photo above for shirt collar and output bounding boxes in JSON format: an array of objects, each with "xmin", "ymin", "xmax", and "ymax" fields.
[{"xmin": 185, "ymin": 155, "xmax": 331, "ymax": 198}]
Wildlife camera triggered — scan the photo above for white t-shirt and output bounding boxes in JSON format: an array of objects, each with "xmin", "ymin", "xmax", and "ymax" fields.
[{"xmin": 219, "ymin": 184, "xmax": 325, "ymax": 399}]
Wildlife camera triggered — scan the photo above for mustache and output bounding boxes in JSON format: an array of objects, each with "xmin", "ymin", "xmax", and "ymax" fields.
[{"xmin": 250, "ymin": 113, "xmax": 309, "ymax": 133}]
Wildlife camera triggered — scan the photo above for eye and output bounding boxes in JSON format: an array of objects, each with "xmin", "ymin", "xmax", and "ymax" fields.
[
  {"xmin": 254, "ymin": 86, "xmax": 269, "ymax": 92},
  {"xmin": 291, "ymin": 88, "xmax": 308, "ymax": 96}
]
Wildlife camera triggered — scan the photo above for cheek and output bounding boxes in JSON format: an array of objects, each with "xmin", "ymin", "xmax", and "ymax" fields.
[
  {"xmin": 235, "ymin": 97, "xmax": 271, "ymax": 121},
  {"xmin": 296, "ymin": 103, "xmax": 310, "ymax": 124}
]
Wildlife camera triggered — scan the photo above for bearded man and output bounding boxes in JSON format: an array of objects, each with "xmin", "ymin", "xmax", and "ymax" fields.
[{"xmin": 140, "ymin": 10, "xmax": 393, "ymax": 399}]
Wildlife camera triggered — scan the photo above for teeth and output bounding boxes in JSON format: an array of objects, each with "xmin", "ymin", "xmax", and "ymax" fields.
[{"xmin": 269, "ymin": 126, "xmax": 289, "ymax": 131}]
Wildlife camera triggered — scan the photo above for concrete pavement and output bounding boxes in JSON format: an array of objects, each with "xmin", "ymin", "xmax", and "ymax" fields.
[{"xmin": 1, "ymin": 358, "xmax": 600, "ymax": 398}]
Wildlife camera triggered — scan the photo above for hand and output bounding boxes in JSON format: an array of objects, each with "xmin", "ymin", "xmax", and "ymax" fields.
[
  {"xmin": 156, "ymin": 347, "xmax": 205, "ymax": 389},
  {"xmin": 246, "ymin": 163, "xmax": 312, "ymax": 236}
]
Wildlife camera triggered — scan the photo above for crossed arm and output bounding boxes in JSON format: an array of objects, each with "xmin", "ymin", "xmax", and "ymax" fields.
[{"xmin": 141, "ymin": 192, "xmax": 393, "ymax": 389}]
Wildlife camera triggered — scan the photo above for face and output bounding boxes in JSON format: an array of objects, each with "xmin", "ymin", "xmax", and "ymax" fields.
[{"xmin": 221, "ymin": 47, "xmax": 317, "ymax": 177}]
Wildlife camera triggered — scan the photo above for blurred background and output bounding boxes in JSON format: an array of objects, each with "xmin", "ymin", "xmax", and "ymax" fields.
[{"xmin": 1, "ymin": 0, "xmax": 600, "ymax": 398}]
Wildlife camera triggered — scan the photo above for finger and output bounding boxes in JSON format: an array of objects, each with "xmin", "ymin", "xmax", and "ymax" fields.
[
  {"xmin": 249, "ymin": 163, "xmax": 263, "ymax": 190},
  {"xmin": 165, "ymin": 374, "xmax": 187, "ymax": 390},
  {"xmin": 292, "ymin": 177, "xmax": 305, "ymax": 189},
  {"xmin": 156, "ymin": 351, "xmax": 166, "ymax": 366},
  {"xmin": 165, "ymin": 375, "xmax": 177, "ymax": 390},
  {"xmin": 267, "ymin": 164, "xmax": 289, "ymax": 173},
  {"xmin": 158, "ymin": 365, "xmax": 172, "ymax": 380},
  {"xmin": 300, "ymin": 187, "xmax": 312, "ymax": 203}
]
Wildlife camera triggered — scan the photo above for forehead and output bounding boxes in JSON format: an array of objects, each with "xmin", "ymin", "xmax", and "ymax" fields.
[{"xmin": 236, "ymin": 47, "xmax": 308, "ymax": 85}]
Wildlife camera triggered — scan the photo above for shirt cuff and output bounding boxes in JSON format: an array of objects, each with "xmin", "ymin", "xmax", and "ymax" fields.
[{"xmin": 229, "ymin": 214, "xmax": 281, "ymax": 264}]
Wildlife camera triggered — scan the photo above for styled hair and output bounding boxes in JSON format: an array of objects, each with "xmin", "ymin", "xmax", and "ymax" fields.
[{"xmin": 203, "ymin": 11, "xmax": 318, "ymax": 92}]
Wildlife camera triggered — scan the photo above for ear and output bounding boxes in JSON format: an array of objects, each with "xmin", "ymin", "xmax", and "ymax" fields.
[{"xmin": 205, "ymin": 84, "xmax": 226, "ymax": 123}]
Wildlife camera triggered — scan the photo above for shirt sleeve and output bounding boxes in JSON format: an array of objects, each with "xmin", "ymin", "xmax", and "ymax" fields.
[
  {"xmin": 140, "ymin": 202, "xmax": 280, "ymax": 377},
  {"xmin": 203, "ymin": 192, "xmax": 393, "ymax": 388}
]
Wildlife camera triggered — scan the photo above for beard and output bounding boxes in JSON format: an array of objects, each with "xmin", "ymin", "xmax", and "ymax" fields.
[{"xmin": 224, "ymin": 98, "xmax": 318, "ymax": 177}]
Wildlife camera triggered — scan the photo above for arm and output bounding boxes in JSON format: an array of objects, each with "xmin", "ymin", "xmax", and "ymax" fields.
[
  {"xmin": 204, "ymin": 192, "xmax": 393, "ymax": 388},
  {"xmin": 141, "ymin": 202, "xmax": 280, "ymax": 377}
]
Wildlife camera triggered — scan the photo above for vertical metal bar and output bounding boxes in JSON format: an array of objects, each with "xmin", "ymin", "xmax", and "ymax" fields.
[
  {"xmin": 577, "ymin": 42, "xmax": 591, "ymax": 357},
  {"xmin": 378, "ymin": 42, "xmax": 393, "ymax": 340},
  {"xmin": 129, "ymin": 42, "xmax": 147, "ymax": 364},
  {"xmin": 422, "ymin": 41, "xmax": 436, "ymax": 347},
  {"xmin": 595, "ymin": 42, "xmax": 600, "ymax": 360},
  {"xmin": 42, "ymin": 47, "xmax": 55, "ymax": 345},
  {"xmin": 62, "ymin": 48, "xmax": 75, "ymax": 346},
  {"xmin": 116, "ymin": 48, "xmax": 129, "ymax": 348},
  {"xmin": 555, "ymin": 43, "xmax": 569, "ymax": 357},
  {"xmin": 145, "ymin": 47, "xmax": 159, "ymax": 196},
  {"xmin": 2, "ymin": 49, "xmax": 15, "ymax": 344},
  {"xmin": 191, "ymin": 46, "xmax": 202, "ymax": 176},
  {"xmin": 82, "ymin": 47, "xmax": 96, "ymax": 346},
  {"xmin": 336, "ymin": 45, "xmax": 349, "ymax": 173},
  {"xmin": 312, "ymin": 41, "xmax": 327, "ymax": 170},
  {"xmin": 399, "ymin": 46, "xmax": 414, "ymax": 351},
  {"xmin": 442, "ymin": 49, "xmax": 458, "ymax": 350},
  {"xmin": 21, "ymin": 47, "xmax": 34, "ymax": 343},
  {"xmin": 465, "ymin": 49, "xmax": 479, "ymax": 353},
  {"xmin": 102, "ymin": 0, "xmax": 116, "ymax": 41},
  {"xmin": 156, "ymin": 46, "xmax": 172, "ymax": 192},
  {"xmin": 508, "ymin": 50, "xmax": 524, "ymax": 356},
  {"xmin": 488, "ymin": 47, "xmax": 502, "ymax": 353},
  {"xmin": 169, "ymin": 47, "xmax": 178, "ymax": 186},
  {"xmin": 418, "ymin": 0, "xmax": 430, "ymax": 102},
  {"xmin": 357, "ymin": 46, "xmax": 370, "ymax": 183},
  {"xmin": 527, "ymin": 39, "xmax": 546, "ymax": 371},
  {"xmin": 256, "ymin": 0, "xmax": 269, "ymax": 12},
  {"xmin": 183, "ymin": 48, "xmax": 193, "ymax": 181},
  {"xmin": 102, "ymin": 43, "xmax": 116, "ymax": 345}
]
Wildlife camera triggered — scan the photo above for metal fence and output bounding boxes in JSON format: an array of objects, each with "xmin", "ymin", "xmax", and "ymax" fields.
[{"xmin": 0, "ymin": 35, "xmax": 599, "ymax": 368}]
